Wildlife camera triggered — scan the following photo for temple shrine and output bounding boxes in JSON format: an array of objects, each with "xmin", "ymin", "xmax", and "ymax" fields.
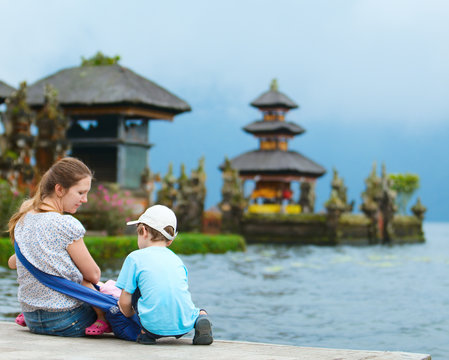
[
  {"xmin": 26, "ymin": 63, "xmax": 190, "ymax": 189},
  {"xmin": 227, "ymin": 80, "xmax": 326, "ymax": 214}
]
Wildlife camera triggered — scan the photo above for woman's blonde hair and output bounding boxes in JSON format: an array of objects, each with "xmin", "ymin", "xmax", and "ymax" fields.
[{"xmin": 8, "ymin": 157, "xmax": 92, "ymax": 242}]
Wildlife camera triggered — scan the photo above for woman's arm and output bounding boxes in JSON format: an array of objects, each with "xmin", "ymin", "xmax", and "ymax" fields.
[
  {"xmin": 67, "ymin": 238, "xmax": 101, "ymax": 284},
  {"xmin": 118, "ymin": 290, "xmax": 135, "ymax": 318},
  {"xmin": 8, "ymin": 254, "xmax": 17, "ymax": 270}
]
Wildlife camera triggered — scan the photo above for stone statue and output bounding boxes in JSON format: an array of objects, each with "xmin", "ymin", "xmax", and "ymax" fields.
[
  {"xmin": 325, "ymin": 189, "xmax": 347, "ymax": 243},
  {"xmin": 184, "ymin": 157, "xmax": 207, "ymax": 232},
  {"xmin": 299, "ymin": 181, "xmax": 315, "ymax": 213},
  {"xmin": 411, "ymin": 197, "xmax": 426, "ymax": 221},
  {"xmin": 140, "ymin": 166, "xmax": 160, "ymax": 206},
  {"xmin": 360, "ymin": 162, "xmax": 382, "ymax": 242},
  {"xmin": 219, "ymin": 157, "xmax": 247, "ymax": 233},
  {"xmin": 331, "ymin": 168, "xmax": 354, "ymax": 212},
  {"xmin": 156, "ymin": 163, "xmax": 177, "ymax": 208},
  {"xmin": 379, "ymin": 163, "xmax": 397, "ymax": 243},
  {"xmin": 175, "ymin": 163, "xmax": 190, "ymax": 231}
]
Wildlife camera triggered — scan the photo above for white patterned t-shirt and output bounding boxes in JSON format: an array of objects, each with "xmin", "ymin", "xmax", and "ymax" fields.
[{"xmin": 15, "ymin": 212, "xmax": 86, "ymax": 312}]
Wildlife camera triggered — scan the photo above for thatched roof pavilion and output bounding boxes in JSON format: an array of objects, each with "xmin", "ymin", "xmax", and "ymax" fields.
[
  {"xmin": 0, "ymin": 80, "xmax": 15, "ymax": 104},
  {"xmin": 26, "ymin": 64, "xmax": 191, "ymax": 188}
]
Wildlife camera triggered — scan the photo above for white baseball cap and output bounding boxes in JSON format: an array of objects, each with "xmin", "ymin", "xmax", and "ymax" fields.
[{"xmin": 127, "ymin": 205, "xmax": 178, "ymax": 241}]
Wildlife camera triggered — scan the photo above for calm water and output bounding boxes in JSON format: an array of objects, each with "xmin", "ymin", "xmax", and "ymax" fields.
[{"xmin": 1, "ymin": 222, "xmax": 448, "ymax": 358}]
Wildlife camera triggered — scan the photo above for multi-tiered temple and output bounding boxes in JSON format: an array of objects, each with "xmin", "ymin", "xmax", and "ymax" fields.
[{"xmin": 229, "ymin": 80, "xmax": 325, "ymax": 213}]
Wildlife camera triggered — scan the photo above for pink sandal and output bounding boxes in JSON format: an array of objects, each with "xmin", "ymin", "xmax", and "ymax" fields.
[
  {"xmin": 15, "ymin": 313, "xmax": 26, "ymax": 327},
  {"xmin": 85, "ymin": 319, "xmax": 112, "ymax": 335}
]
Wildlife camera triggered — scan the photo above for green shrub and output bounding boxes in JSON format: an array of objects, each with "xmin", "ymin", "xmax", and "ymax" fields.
[
  {"xmin": 0, "ymin": 233, "xmax": 246, "ymax": 267},
  {"xmin": 0, "ymin": 180, "xmax": 26, "ymax": 234}
]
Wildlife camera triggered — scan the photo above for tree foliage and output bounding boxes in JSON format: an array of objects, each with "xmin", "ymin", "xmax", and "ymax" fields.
[
  {"xmin": 388, "ymin": 173, "xmax": 420, "ymax": 214},
  {"xmin": 81, "ymin": 51, "xmax": 121, "ymax": 66}
]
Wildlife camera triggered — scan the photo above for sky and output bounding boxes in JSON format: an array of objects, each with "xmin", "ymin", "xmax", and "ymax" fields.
[{"xmin": 1, "ymin": 0, "xmax": 448, "ymax": 221}]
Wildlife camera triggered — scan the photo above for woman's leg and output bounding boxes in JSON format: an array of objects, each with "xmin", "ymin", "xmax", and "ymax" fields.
[{"xmin": 24, "ymin": 304, "xmax": 97, "ymax": 337}]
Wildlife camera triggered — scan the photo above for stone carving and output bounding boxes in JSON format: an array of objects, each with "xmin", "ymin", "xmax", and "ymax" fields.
[
  {"xmin": 411, "ymin": 197, "xmax": 426, "ymax": 221},
  {"xmin": 140, "ymin": 166, "xmax": 160, "ymax": 206},
  {"xmin": 298, "ymin": 181, "xmax": 315, "ymax": 213},
  {"xmin": 331, "ymin": 168, "xmax": 354, "ymax": 212},
  {"xmin": 156, "ymin": 163, "xmax": 177, "ymax": 208},
  {"xmin": 183, "ymin": 157, "xmax": 207, "ymax": 232},
  {"xmin": 379, "ymin": 163, "xmax": 397, "ymax": 243},
  {"xmin": 175, "ymin": 163, "xmax": 190, "ymax": 232},
  {"xmin": 360, "ymin": 162, "xmax": 382, "ymax": 241},
  {"xmin": 219, "ymin": 157, "xmax": 247, "ymax": 233},
  {"xmin": 325, "ymin": 189, "xmax": 347, "ymax": 243},
  {"xmin": 360, "ymin": 163, "xmax": 398, "ymax": 243},
  {"xmin": 157, "ymin": 159, "xmax": 207, "ymax": 232}
]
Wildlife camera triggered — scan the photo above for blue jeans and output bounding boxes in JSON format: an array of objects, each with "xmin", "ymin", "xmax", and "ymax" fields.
[{"xmin": 23, "ymin": 303, "xmax": 96, "ymax": 337}]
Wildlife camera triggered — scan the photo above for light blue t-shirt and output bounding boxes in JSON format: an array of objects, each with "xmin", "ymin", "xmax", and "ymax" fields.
[{"xmin": 116, "ymin": 246, "xmax": 200, "ymax": 336}]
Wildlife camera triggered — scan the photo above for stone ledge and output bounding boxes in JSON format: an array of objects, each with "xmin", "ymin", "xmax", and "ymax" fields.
[{"xmin": 0, "ymin": 321, "xmax": 430, "ymax": 360}]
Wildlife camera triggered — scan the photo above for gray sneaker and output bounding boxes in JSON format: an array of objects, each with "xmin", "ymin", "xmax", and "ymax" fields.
[{"xmin": 192, "ymin": 316, "xmax": 213, "ymax": 345}]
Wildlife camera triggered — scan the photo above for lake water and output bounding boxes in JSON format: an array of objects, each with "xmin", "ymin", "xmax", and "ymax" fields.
[{"xmin": 1, "ymin": 222, "xmax": 448, "ymax": 358}]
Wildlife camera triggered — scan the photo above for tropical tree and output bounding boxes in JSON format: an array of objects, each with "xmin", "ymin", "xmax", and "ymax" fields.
[{"xmin": 388, "ymin": 173, "xmax": 420, "ymax": 215}]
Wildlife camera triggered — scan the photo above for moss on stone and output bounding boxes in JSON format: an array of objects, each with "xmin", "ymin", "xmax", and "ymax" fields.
[
  {"xmin": 243, "ymin": 213, "xmax": 326, "ymax": 223},
  {"xmin": 393, "ymin": 215, "xmax": 421, "ymax": 226},
  {"xmin": 338, "ymin": 213, "xmax": 371, "ymax": 226}
]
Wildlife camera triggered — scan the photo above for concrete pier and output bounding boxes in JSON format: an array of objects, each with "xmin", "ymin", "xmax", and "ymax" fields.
[{"xmin": 0, "ymin": 321, "xmax": 430, "ymax": 360}]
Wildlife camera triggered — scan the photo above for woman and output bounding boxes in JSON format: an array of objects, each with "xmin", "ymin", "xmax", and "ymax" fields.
[{"xmin": 9, "ymin": 157, "xmax": 108, "ymax": 337}]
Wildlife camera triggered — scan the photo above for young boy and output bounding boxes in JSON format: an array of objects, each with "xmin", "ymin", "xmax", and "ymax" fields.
[{"xmin": 116, "ymin": 204, "xmax": 213, "ymax": 345}]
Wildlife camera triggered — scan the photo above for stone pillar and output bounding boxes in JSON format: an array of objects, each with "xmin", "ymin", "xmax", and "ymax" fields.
[
  {"xmin": 325, "ymin": 190, "xmax": 346, "ymax": 244},
  {"xmin": 299, "ymin": 181, "xmax": 315, "ymax": 213},
  {"xmin": 411, "ymin": 197, "xmax": 426, "ymax": 222}
]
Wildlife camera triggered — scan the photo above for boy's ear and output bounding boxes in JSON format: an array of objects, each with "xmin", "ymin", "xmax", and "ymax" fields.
[
  {"xmin": 166, "ymin": 239, "xmax": 174, "ymax": 247},
  {"xmin": 142, "ymin": 226, "xmax": 151, "ymax": 239}
]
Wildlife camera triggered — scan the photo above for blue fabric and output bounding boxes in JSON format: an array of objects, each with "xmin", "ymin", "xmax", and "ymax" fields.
[
  {"xmin": 116, "ymin": 247, "xmax": 200, "ymax": 336},
  {"xmin": 14, "ymin": 242, "xmax": 141, "ymax": 341}
]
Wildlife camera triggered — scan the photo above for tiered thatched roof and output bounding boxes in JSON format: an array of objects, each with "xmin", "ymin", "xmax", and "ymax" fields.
[
  {"xmin": 250, "ymin": 80, "xmax": 298, "ymax": 109},
  {"xmin": 229, "ymin": 150, "xmax": 326, "ymax": 178},
  {"xmin": 243, "ymin": 120, "xmax": 305, "ymax": 136}
]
